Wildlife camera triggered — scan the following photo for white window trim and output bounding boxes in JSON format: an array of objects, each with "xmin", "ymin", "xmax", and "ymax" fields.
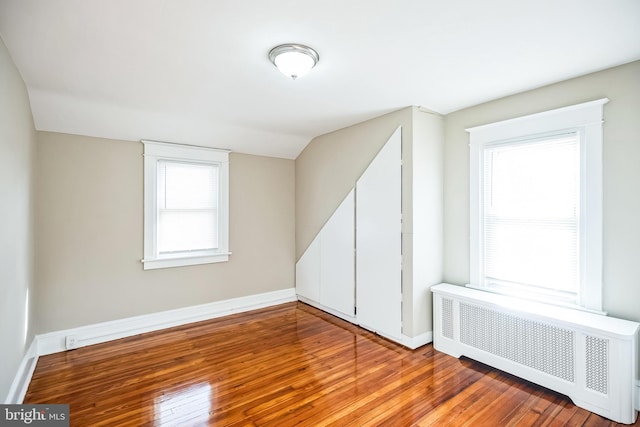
[
  {"xmin": 142, "ymin": 140, "xmax": 230, "ymax": 270},
  {"xmin": 467, "ymin": 98, "xmax": 608, "ymax": 313}
]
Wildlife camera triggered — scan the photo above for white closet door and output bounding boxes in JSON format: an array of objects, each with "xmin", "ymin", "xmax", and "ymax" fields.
[
  {"xmin": 295, "ymin": 236, "xmax": 320, "ymax": 302},
  {"xmin": 320, "ymin": 189, "xmax": 355, "ymax": 316},
  {"xmin": 356, "ymin": 127, "xmax": 402, "ymax": 340}
]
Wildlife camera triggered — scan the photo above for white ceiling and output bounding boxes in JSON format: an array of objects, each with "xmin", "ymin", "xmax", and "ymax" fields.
[{"xmin": 1, "ymin": 0, "xmax": 639, "ymax": 159}]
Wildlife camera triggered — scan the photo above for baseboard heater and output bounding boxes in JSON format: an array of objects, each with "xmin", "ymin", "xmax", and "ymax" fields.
[{"xmin": 432, "ymin": 283, "xmax": 639, "ymax": 424}]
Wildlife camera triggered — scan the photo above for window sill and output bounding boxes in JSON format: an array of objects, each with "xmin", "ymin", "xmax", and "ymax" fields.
[
  {"xmin": 142, "ymin": 252, "xmax": 231, "ymax": 270},
  {"xmin": 465, "ymin": 284, "xmax": 607, "ymax": 316}
]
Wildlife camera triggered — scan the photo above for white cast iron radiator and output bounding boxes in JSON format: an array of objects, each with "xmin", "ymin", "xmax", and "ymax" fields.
[{"xmin": 432, "ymin": 283, "xmax": 639, "ymax": 424}]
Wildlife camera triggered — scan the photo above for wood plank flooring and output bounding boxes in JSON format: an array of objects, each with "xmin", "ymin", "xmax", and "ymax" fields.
[{"xmin": 25, "ymin": 302, "xmax": 639, "ymax": 426}]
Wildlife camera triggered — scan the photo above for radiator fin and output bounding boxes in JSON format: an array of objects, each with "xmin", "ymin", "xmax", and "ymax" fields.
[
  {"xmin": 585, "ymin": 335, "xmax": 608, "ymax": 395},
  {"xmin": 442, "ymin": 298, "xmax": 453, "ymax": 339},
  {"xmin": 460, "ymin": 302, "xmax": 575, "ymax": 383}
]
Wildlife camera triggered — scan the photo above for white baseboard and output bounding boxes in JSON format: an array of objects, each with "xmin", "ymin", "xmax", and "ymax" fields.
[
  {"xmin": 6, "ymin": 288, "xmax": 295, "ymax": 403},
  {"xmin": 298, "ymin": 295, "xmax": 432, "ymax": 350},
  {"xmin": 297, "ymin": 296, "xmax": 357, "ymax": 324},
  {"xmin": 400, "ymin": 331, "xmax": 433, "ymax": 350},
  {"xmin": 4, "ymin": 339, "xmax": 38, "ymax": 404},
  {"xmin": 36, "ymin": 288, "xmax": 297, "ymax": 356},
  {"xmin": 373, "ymin": 330, "xmax": 433, "ymax": 350}
]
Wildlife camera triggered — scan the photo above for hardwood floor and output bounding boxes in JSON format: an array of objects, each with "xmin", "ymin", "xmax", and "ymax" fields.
[{"xmin": 25, "ymin": 302, "xmax": 639, "ymax": 426}]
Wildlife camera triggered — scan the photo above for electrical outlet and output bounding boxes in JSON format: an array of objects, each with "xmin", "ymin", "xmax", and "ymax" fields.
[{"xmin": 65, "ymin": 335, "xmax": 78, "ymax": 350}]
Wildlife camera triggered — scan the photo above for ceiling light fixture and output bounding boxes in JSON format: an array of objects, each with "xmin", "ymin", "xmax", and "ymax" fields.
[{"xmin": 268, "ymin": 44, "xmax": 319, "ymax": 80}]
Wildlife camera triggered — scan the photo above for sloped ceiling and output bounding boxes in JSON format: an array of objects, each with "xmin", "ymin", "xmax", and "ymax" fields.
[{"xmin": 1, "ymin": 0, "xmax": 639, "ymax": 158}]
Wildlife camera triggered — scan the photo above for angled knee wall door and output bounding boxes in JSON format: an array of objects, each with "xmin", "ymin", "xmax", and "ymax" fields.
[
  {"xmin": 296, "ymin": 127, "xmax": 402, "ymax": 341},
  {"xmin": 356, "ymin": 127, "xmax": 402, "ymax": 341},
  {"xmin": 296, "ymin": 190, "xmax": 355, "ymax": 319}
]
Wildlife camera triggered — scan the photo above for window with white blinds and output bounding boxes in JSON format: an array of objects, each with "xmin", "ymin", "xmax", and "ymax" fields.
[
  {"xmin": 468, "ymin": 99, "xmax": 608, "ymax": 312},
  {"xmin": 142, "ymin": 141, "xmax": 229, "ymax": 270},
  {"xmin": 482, "ymin": 134, "xmax": 579, "ymax": 302},
  {"xmin": 157, "ymin": 161, "xmax": 219, "ymax": 254}
]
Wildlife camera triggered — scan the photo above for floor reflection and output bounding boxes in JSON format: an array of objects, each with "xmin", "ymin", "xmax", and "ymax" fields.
[
  {"xmin": 154, "ymin": 383, "xmax": 212, "ymax": 426},
  {"xmin": 25, "ymin": 303, "xmax": 608, "ymax": 426}
]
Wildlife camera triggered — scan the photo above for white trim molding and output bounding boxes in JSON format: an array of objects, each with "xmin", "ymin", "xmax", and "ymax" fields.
[
  {"xmin": 297, "ymin": 295, "xmax": 357, "ymax": 324},
  {"xmin": 400, "ymin": 331, "xmax": 433, "ymax": 350},
  {"xmin": 4, "ymin": 339, "xmax": 38, "ymax": 404},
  {"xmin": 7, "ymin": 288, "xmax": 296, "ymax": 403},
  {"xmin": 636, "ymin": 380, "xmax": 640, "ymax": 411},
  {"xmin": 467, "ymin": 98, "xmax": 608, "ymax": 313},
  {"xmin": 141, "ymin": 140, "xmax": 231, "ymax": 270},
  {"xmin": 372, "ymin": 330, "xmax": 433, "ymax": 350},
  {"xmin": 37, "ymin": 288, "xmax": 296, "ymax": 356},
  {"xmin": 297, "ymin": 296, "xmax": 432, "ymax": 350}
]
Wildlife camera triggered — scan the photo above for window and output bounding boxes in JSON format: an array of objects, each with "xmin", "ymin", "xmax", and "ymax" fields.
[
  {"xmin": 142, "ymin": 141, "xmax": 230, "ymax": 270},
  {"xmin": 467, "ymin": 99, "xmax": 608, "ymax": 312}
]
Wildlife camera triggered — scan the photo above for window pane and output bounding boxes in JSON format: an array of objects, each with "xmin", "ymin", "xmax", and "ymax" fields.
[
  {"xmin": 158, "ymin": 161, "xmax": 218, "ymax": 210},
  {"xmin": 157, "ymin": 160, "xmax": 218, "ymax": 254},
  {"xmin": 485, "ymin": 218, "xmax": 577, "ymax": 293},
  {"xmin": 483, "ymin": 134, "xmax": 579, "ymax": 296},
  {"xmin": 158, "ymin": 210, "xmax": 217, "ymax": 253},
  {"xmin": 486, "ymin": 137, "xmax": 578, "ymax": 218}
]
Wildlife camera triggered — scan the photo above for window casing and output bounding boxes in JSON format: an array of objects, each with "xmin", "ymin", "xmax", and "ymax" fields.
[
  {"xmin": 142, "ymin": 141, "xmax": 230, "ymax": 270},
  {"xmin": 467, "ymin": 99, "xmax": 608, "ymax": 313}
]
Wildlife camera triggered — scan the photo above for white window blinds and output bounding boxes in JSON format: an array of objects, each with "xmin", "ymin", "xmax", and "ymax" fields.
[
  {"xmin": 157, "ymin": 160, "xmax": 219, "ymax": 254},
  {"xmin": 482, "ymin": 133, "xmax": 579, "ymax": 300}
]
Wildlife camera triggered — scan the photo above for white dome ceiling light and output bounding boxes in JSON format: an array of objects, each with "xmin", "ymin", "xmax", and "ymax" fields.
[{"xmin": 268, "ymin": 44, "xmax": 319, "ymax": 80}]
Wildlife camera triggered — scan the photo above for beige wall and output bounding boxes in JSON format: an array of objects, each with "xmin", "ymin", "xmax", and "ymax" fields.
[
  {"xmin": 443, "ymin": 60, "xmax": 640, "ymax": 323},
  {"xmin": 0, "ymin": 37, "xmax": 36, "ymax": 401},
  {"xmin": 35, "ymin": 132, "xmax": 295, "ymax": 333},
  {"xmin": 407, "ymin": 109, "xmax": 444, "ymax": 336}
]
